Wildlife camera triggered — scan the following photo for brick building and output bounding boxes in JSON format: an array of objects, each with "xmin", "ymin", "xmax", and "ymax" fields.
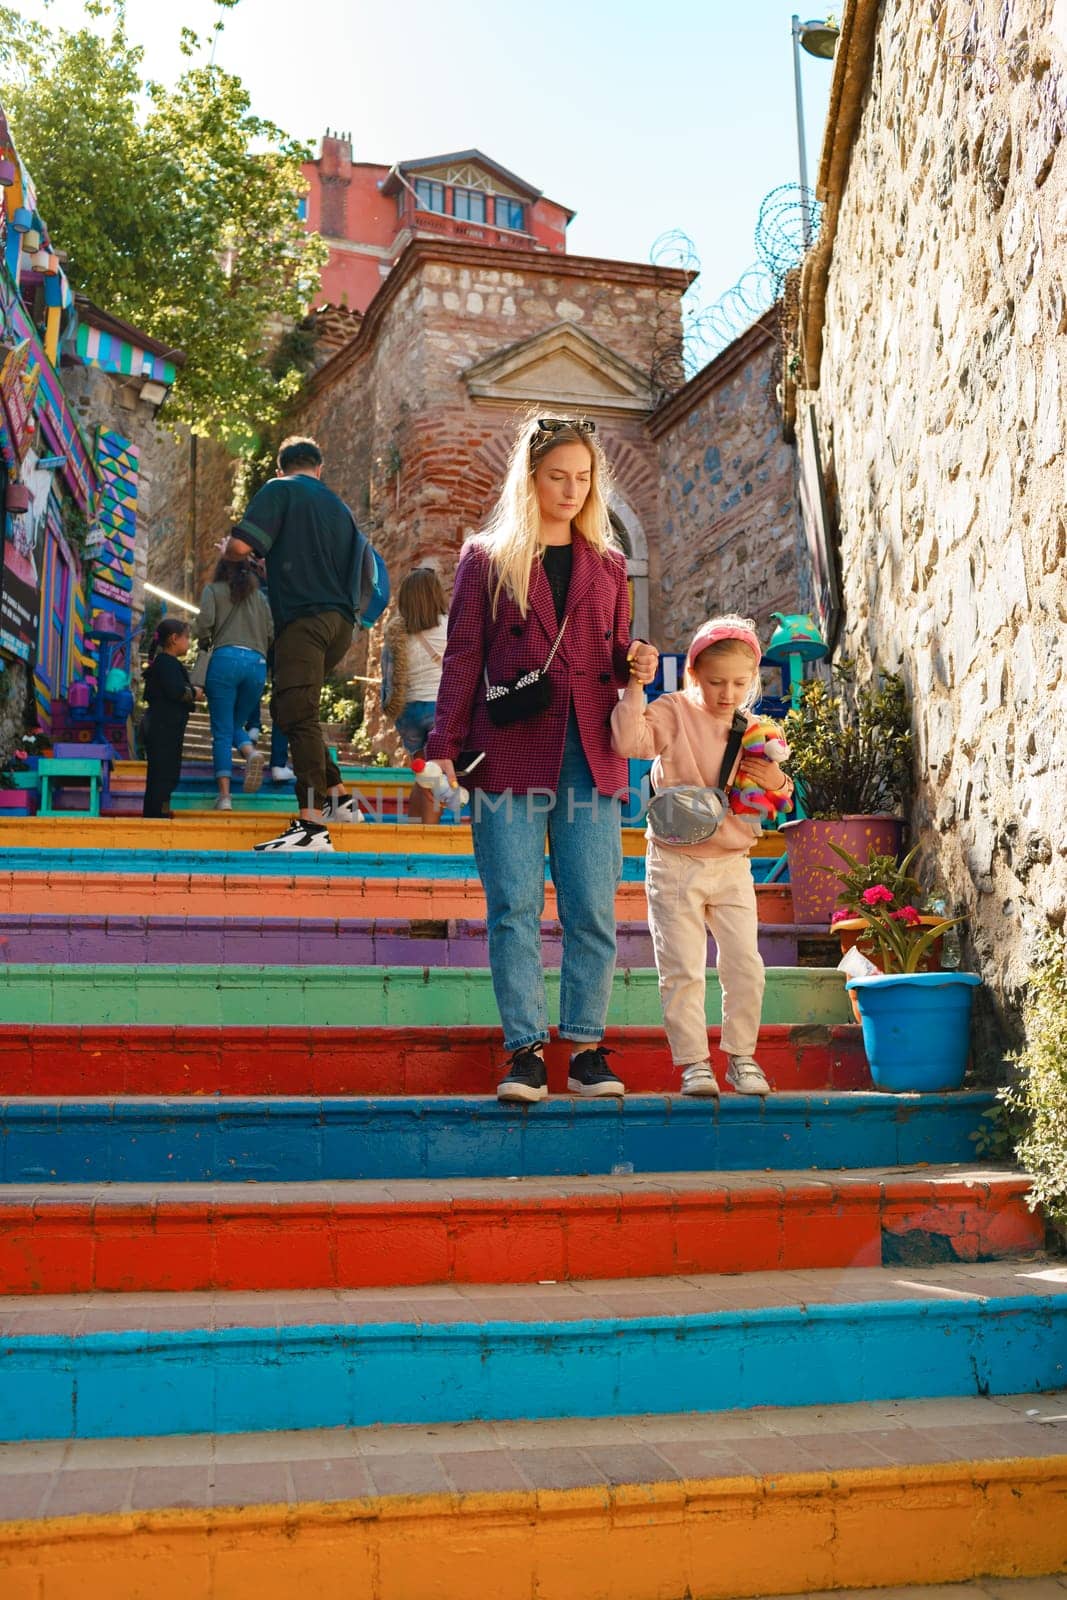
[
  {"xmin": 302, "ymin": 135, "xmax": 572, "ymax": 313},
  {"xmin": 148, "ymin": 140, "xmax": 804, "ymax": 746}
]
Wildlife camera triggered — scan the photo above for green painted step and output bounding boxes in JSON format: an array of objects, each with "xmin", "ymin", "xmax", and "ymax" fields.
[{"xmin": 0, "ymin": 964, "xmax": 849, "ymax": 1028}]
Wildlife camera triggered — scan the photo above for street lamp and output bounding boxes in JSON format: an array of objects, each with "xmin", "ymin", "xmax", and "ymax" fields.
[{"xmin": 791, "ymin": 15, "xmax": 840, "ymax": 247}]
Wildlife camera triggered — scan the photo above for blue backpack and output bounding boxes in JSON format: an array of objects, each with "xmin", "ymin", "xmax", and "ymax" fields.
[{"xmin": 356, "ymin": 539, "xmax": 390, "ymax": 630}]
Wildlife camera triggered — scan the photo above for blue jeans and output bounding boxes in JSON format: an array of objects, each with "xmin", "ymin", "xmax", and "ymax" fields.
[
  {"xmin": 470, "ymin": 711, "xmax": 622, "ymax": 1052},
  {"xmin": 395, "ymin": 700, "xmax": 436, "ymax": 755},
  {"xmin": 205, "ymin": 646, "xmax": 267, "ymax": 778}
]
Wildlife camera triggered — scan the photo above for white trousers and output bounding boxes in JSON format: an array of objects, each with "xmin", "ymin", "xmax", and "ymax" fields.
[{"xmin": 645, "ymin": 842, "xmax": 765, "ymax": 1065}]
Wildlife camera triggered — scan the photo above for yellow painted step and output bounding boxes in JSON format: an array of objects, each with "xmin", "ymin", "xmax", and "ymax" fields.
[{"xmin": 0, "ymin": 814, "xmax": 785, "ymax": 859}]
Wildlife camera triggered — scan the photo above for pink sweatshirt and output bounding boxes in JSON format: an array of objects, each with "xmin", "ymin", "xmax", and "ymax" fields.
[{"xmin": 611, "ymin": 686, "xmax": 790, "ymax": 860}]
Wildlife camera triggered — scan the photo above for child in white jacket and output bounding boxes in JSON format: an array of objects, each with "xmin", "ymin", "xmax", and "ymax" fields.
[{"xmin": 612, "ymin": 616, "xmax": 792, "ymax": 1097}]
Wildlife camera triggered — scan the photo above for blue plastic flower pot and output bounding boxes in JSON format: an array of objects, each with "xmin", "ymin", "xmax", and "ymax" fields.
[{"xmin": 846, "ymin": 972, "xmax": 982, "ymax": 1092}]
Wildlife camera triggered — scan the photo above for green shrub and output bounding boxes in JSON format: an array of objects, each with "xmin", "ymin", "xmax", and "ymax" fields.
[{"xmin": 1000, "ymin": 929, "xmax": 1067, "ymax": 1230}]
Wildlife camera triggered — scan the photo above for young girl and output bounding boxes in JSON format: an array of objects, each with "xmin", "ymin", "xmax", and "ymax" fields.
[
  {"xmin": 142, "ymin": 618, "xmax": 196, "ymax": 819},
  {"xmin": 611, "ymin": 616, "xmax": 792, "ymax": 1097},
  {"xmin": 381, "ymin": 567, "xmax": 449, "ymax": 824},
  {"xmin": 427, "ymin": 414, "xmax": 658, "ymax": 1103},
  {"xmin": 195, "ymin": 556, "xmax": 274, "ymax": 810}
]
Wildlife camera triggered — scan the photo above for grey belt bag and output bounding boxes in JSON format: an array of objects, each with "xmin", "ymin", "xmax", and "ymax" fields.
[{"xmin": 645, "ymin": 709, "xmax": 747, "ymax": 845}]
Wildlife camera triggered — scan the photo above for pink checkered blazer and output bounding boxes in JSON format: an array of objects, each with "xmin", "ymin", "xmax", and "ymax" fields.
[{"xmin": 425, "ymin": 536, "xmax": 634, "ymax": 796}]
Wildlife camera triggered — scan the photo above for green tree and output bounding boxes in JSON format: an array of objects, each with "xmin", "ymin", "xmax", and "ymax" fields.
[{"xmin": 0, "ymin": 0, "xmax": 327, "ymax": 446}]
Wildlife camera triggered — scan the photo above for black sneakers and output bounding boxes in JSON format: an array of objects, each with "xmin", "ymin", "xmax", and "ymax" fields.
[
  {"xmin": 496, "ymin": 1046, "xmax": 548, "ymax": 1104},
  {"xmin": 567, "ymin": 1046, "xmax": 625, "ymax": 1098},
  {"xmin": 253, "ymin": 818, "xmax": 334, "ymax": 853}
]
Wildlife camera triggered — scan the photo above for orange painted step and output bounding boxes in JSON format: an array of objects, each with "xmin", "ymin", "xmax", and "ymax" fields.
[{"xmin": 0, "ymin": 1168, "xmax": 1041, "ymax": 1294}]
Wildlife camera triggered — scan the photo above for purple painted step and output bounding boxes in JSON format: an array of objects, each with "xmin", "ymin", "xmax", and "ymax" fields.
[{"xmin": 0, "ymin": 914, "xmax": 803, "ymax": 968}]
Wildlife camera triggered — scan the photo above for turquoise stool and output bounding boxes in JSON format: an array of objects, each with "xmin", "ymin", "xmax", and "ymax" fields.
[{"xmin": 37, "ymin": 756, "xmax": 103, "ymax": 817}]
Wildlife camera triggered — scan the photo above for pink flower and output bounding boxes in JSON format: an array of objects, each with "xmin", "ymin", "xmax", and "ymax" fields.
[
  {"xmin": 891, "ymin": 905, "xmax": 923, "ymax": 927},
  {"xmin": 861, "ymin": 885, "xmax": 893, "ymax": 906},
  {"xmin": 831, "ymin": 908, "xmax": 851, "ymax": 926}
]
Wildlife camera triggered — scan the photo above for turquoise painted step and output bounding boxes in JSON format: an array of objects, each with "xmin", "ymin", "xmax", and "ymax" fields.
[
  {"xmin": 1, "ymin": 1277, "xmax": 1061, "ymax": 1440},
  {"xmin": 0, "ymin": 1091, "xmax": 991, "ymax": 1181},
  {"xmin": 0, "ymin": 848, "xmax": 784, "ymax": 882},
  {"xmin": 0, "ymin": 963, "xmax": 849, "ymax": 1027}
]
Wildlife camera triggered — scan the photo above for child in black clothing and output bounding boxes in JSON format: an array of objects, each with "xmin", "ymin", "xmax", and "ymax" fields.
[{"xmin": 142, "ymin": 618, "xmax": 195, "ymax": 818}]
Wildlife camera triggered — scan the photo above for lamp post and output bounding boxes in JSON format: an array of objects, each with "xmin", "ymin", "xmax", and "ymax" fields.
[{"xmin": 791, "ymin": 16, "xmax": 840, "ymax": 247}]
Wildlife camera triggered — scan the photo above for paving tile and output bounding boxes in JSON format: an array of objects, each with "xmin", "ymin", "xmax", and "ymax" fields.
[
  {"xmin": 44, "ymin": 1467, "xmax": 134, "ymax": 1517},
  {"xmin": 581, "ymin": 1442, "xmax": 680, "ymax": 1485},
  {"xmin": 0, "ymin": 1440, "xmax": 67, "ymax": 1474},
  {"xmin": 64, "ymin": 1435, "xmax": 213, "ymax": 1469},
  {"xmin": 491, "ymin": 1416, "xmax": 641, "ymax": 1450},
  {"xmin": 356, "ymin": 1422, "xmax": 501, "ymax": 1456},
  {"xmin": 366, "ymin": 1452, "xmax": 451, "ymax": 1496},
  {"xmin": 290, "ymin": 1455, "xmax": 374, "ymax": 1502},
  {"xmin": 439, "ymin": 1449, "xmax": 528, "ymax": 1494},
  {"xmin": 511, "ymin": 1446, "xmax": 600, "ymax": 1491},
  {"xmin": 210, "ymin": 1461, "xmax": 292, "ymax": 1507},
  {"xmin": 130, "ymin": 1464, "xmax": 212, "ymax": 1511},
  {"xmin": 0, "ymin": 1471, "xmax": 54, "ymax": 1520}
]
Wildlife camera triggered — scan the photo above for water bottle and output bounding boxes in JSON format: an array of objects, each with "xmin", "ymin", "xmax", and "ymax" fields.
[
  {"xmin": 929, "ymin": 898, "xmax": 962, "ymax": 969},
  {"xmin": 411, "ymin": 757, "xmax": 468, "ymax": 810}
]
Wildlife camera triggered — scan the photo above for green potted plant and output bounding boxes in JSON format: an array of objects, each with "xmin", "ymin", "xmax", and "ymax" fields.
[{"xmin": 781, "ymin": 664, "xmax": 912, "ymax": 923}]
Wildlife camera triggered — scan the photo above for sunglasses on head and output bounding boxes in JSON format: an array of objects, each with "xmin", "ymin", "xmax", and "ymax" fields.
[{"xmin": 535, "ymin": 417, "xmax": 596, "ymax": 435}]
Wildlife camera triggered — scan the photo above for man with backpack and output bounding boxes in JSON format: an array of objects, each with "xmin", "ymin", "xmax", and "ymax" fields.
[{"xmin": 225, "ymin": 434, "xmax": 388, "ymax": 853}]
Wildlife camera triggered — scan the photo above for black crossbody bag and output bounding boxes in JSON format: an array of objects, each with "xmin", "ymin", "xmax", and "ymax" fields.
[{"xmin": 483, "ymin": 615, "xmax": 569, "ymax": 727}]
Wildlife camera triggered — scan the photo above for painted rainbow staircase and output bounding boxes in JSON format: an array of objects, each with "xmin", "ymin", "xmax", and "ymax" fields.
[{"xmin": 0, "ymin": 810, "xmax": 1064, "ymax": 1599}]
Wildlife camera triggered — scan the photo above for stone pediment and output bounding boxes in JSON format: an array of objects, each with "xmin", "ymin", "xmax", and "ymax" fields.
[{"xmin": 463, "ymin": 322, "xmax": 653, "ymax": 414}]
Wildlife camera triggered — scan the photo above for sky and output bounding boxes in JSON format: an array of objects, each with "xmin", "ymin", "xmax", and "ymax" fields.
[{"xmin": 19, "ymin": 0, "xmax": 837, "ymax": 318}]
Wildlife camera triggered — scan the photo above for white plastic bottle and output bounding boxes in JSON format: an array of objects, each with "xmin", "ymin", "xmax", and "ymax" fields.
[{"xmin": 410, "ymin": 757, "xmax": 468, "ymax": 810}]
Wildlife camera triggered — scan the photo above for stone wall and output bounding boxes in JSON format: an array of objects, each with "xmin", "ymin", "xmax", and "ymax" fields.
[
  {"xmin": 800, "ymin": 0, "xmax": 1067, "ymax": 1047},
  {"xmin": 650, "ymin": 312, "xmax": 805, "ymax": 653}
]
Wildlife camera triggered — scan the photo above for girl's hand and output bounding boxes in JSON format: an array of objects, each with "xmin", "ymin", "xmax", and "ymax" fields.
[
  {"xmin": 436, "ymin": 758, "xmax": 458, "ymax": 787},
  {"xmin": 627, "ymin": 641, "xmax": 659, "ymax": 685},
  {"xmin": 741, "ymin": 756, "xmax": 778, "ymax": 785}
]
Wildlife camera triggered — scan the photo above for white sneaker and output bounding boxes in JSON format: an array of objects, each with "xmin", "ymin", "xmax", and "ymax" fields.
[
  {"xmin": 242, "ymin": 749, "xmax": 265, "ymax": 793},
  {"xmin": 214, "ymin": 795, "xmax": 233, "ymax": 812},
  {"xmin": 270, "ymin": 766, "xmax": 296, "ymax": 783},
  {"xmin": 322, "ymin": 794, "xmax": 362, "ymax": 823},
  {"xmin": 680, "ymin": 1062, "xmax": 720, "ymax": 1098},
  {"xmin": 726, "ymin": 1056, "xmax": 771, "ymax": 1096},
  {"xmin": 253, "ymin": 819, "xmax": 334, "ymax": 853}
]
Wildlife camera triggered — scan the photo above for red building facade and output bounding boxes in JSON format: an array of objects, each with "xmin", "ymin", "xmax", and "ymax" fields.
[{"xmin": 302, "ymin": 135, "xmax": 573, "ymax": 312}]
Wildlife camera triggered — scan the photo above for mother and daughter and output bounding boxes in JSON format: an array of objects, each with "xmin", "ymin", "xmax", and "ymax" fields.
[{"xmin": 428, "ymin": 412, "xmax": 791, "ymax": 1104}]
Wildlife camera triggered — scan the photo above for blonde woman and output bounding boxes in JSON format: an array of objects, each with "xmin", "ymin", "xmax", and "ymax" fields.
[
  {"xmin": 381, "ymin": 567, "xmax": 449, "ymax": 823},
  {"xmin": 427, "ymin": 415, "xmax": 659, "ymax": 1103}
]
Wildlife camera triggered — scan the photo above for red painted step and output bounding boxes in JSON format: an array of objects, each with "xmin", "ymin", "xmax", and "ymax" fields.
[
  {"xmin": 0, "ymin": 1168, "xmax": 1040, "ymax": 1294},
  {"xmin": 0, "ymin": 1023, "xmax": 869, "ymax": 1096}
]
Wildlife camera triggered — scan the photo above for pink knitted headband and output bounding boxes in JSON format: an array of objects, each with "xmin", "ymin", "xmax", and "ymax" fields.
[{"xmin": 686, "ymin": 623, "xmax": 762, "ymax": 671}]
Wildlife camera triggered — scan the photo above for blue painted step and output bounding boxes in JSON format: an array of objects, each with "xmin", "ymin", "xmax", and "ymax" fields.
[
  {"xmin": 0, "ymin": 848, "xmax": 783, "ymax": 884},
  {"xmin": 0, "ymin": 1092, "xmax": 995, "ymax": 1181},
  {"xmin": 1, "ymin": 1284, "xmax": 1061, "ymax": 1440}
]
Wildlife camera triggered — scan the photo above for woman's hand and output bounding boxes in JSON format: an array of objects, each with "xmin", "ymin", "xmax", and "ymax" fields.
[{"xmin": 626, "ymin": 640, "xmax": 659, "ymax": 686}]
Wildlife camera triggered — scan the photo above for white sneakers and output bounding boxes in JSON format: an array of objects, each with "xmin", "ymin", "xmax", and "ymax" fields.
[
  {"xmin": 680, "ymin": 1058, "xmax": 772, "ymax": 1096},
  {"xmin": 681, "ymin": 1062, "xmax": 720, "ymax": 1097},
  {"xmin": 214, "ymin": 795, "xmax": 233, "ymax": 812},
  {"xmin": 270, "ymin": 766, "xmax": 296, "ymax": 783},
  {"xmin": 253, "ymin": 819, "xmax": 334, "ymax": 853},
  {"xmin": 242, "ymin": 749, "xmax": 265, "ymax": 793},
  {"xmin": 726, "ymin": 1056, "xmax": 772, "ymax": 1096},
  {"xmin": 321, "ymin": 794, "xmax": 362, "ymax": 823}
]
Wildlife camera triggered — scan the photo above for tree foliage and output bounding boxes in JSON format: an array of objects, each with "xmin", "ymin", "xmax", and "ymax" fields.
[{"xmin": 0, "ymin": 0, "xmax": 327, "ymax": 446}]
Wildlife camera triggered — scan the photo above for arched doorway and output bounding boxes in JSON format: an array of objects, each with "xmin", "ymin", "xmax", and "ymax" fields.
[{"xmin": 608, "ymin": 497, "xmax": 649, "ymax": 639}]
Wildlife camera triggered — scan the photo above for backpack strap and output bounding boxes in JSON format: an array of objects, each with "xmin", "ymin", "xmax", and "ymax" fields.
[{"xmin": 717, "ymin": 710, "xmax": 748, "ymax": 792}]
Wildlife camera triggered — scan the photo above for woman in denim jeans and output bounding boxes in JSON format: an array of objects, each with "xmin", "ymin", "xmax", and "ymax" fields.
[
  {"xmin": 426, "ymin": 415, "xmax": 658, "ymax": 1103},
  {"xmin": 381, "ymin": 567, "xmax": 449, "ymax": 824},
  {"xmin": 195, "ymin": 558, "xmax": 274, "ymax": 811}
]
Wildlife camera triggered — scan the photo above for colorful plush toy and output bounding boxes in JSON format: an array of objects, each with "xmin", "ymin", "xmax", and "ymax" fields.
[{"xmin": 729, "ymin": 718, "xmax": 792, "ymax": 823}]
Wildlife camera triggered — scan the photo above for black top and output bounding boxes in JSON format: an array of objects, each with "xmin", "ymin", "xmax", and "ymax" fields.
[
  {"xmin": 237, "ymin": 473, "xmax": 373, "ymax": 630},
  {"xmin": 144, "ymin": 652, "xmax": 194, "ymax": 734},
  {"xmin": 540, "ymin": 542, "xmax": 573, "ymax": 625}
]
